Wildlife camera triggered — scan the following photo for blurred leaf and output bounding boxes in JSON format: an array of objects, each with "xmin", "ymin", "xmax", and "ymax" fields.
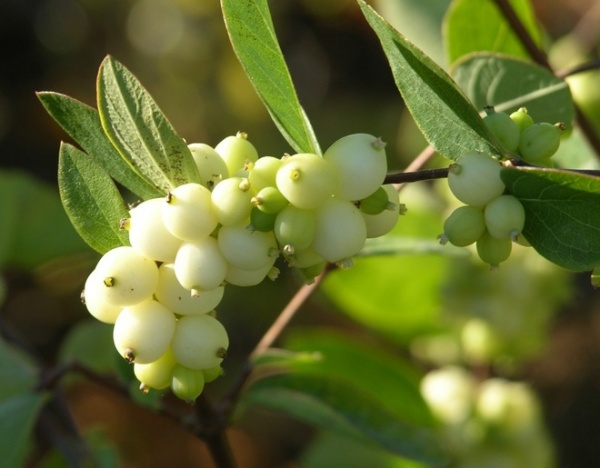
[
  {"xmin": 220, "ymin": 0, "xmax": 321, "ymax": 155},
  {"xmin": 59, "ymin": 321, "xmax": 117, "ymax": 374},
  {"xmin": 97, "ymin": 55, "xmax": 201, "ymax": 192},
  {"xmin": 58, "ymin": 143, "xmax": 129, "ymax": 254},
  {"xmin": 0, "ymin": 338, "xmax": 38, "ymax": 400},
  {"xmin": 361, "ymin": 235, "xmax": 468, "ymax": 258},
  {"xmin": 241, "ymin": 372, "xmax": 446, "ymax": 466},
  {"xmin": 501, "ymin": 166, "xmax": 600, "ymax": 270},
  {"xmin": 0, "ymin": 392, "xmax": 50, "ymax": 468},
  {"xmin": 358, "ymin": 0, "xmax": 501, "ymax": 161},
  {"xmin": 444, "ymin": 0, "xmax": 541, "ymax": 65},
  {"xmin": 37, "ymin": 92, "xmax": 163, "ymax": 200},
  {"xmin": 553, "ymin": 127, "xmax": 600, "ymax": 170},
  {"xmin": 451, "ymin": 53, "xmax": 574, "ymax": 128},
  {"xmin": 282, "ymin": 329, "xmax": 434, "ymax": 427}
]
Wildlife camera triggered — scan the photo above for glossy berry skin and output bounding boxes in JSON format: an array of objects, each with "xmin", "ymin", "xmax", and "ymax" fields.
[
  {"xmin": 171, "ymin": 365, "xmax": 205, "ymax": 401},
  {"xmin": 476, "ymin": 230, "xmax": 512, "ymax": 268},
  {"xmin": 134, "ymin": 348, "xmax": 177, "ymax": 390},
  {"xmin": 171, "ymin": 315, "xmax": 229, "ymax": 370},
  {"xmin": 174, "ymin": 237, "xmax": 228, "ymax": 292},
  {"xmin": 518, "ymin": 123, "xmax": 562, "ymax": 163},
  {"xmin": 214, "ymin": 132, "xmax": 259, "ymax": 176},
  {"xmin": 361, "ymin": 185, "xmax": 401, "ymax": 238},
  {"xmin": 441, "ymin": 205, "xmax": 486, "ymax": 247},
  {"xmin": 484, "ymin": 195, "xmax": 525, "ymax": 240},
  {"xmin": 188, "ymin": 143, "xmax": 229, "ymax": 189},
  {"xmin": 509, "ymin": 107, "xmax": 534, "ymax": 133},
  {"xmin": 210, "ymin": 177, "xmax": 253, "ymax": 226},
  {"xmin": 447, "ymin": 152, "xmax": 505, "ymax": 207}
]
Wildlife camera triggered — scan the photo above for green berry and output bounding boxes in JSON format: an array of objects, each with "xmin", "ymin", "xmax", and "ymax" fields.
[
  {"xmin": 518, "ymin": 122, "xmax": 563, "ymax": 163},
  {"xmin": 249, "ymin": 206, "xmax": 277, "ymax": 232},
  {"xmin": 323, "ymin": 133, "xmax": 387, "ymax": 201},
  {"xmin": 203, "ymin": 366, "xmax": 224, "ymax": 383},
  {"xmin": 225, "ymin": 262, "xmax": 275, "ymax": 287},
  {"xmin": 134, "ymin": 348, "xmax": 177, "ymax": 391},
  {"xmin": 484, "ymin": 195, "xmax": 525, "ymax": 240},
  {"xmin": 274, "ymin": 205, "xmax": 317, "ymax": 252},
  {"xmin": 509, "ymin": 107, "xmax": 534, "ymax": 133},
  {"xmin": 476, "ymin": 230, "xmax": 512, "ymax": 268},
  {"xmin": 171, "ymin": 315, "xmax": 229, "ymax": 370},
  {"xmin": 440, "ymin": 205, "xmax": 486, "ymax": 247},
  {"xmin": 483, "ymin": 108, "xmax": 520, "ymax": 152},
  {"xmin": 113, "ymin": 300, "xmax": 176, "ymax": 364},
  {"xmin": 276, "ymin": 153, "xmax": 338, "ymax": 210},
  {"xmin": 248, "ymin": 156, "xmax": 282, "ymax": 192},
  {"xmin": 214, "ymin": 132, "xmax": 259, "ymax": 176},
  {"xmin": 251, "ymin": 186, "xmax": 289, "ymax": 214},
  {"xmin": 171, "ymin": 364, "xmax": 205, "ymax": 401},
  {"xmin": 362, "ymin": 185, "xmax": 401, "ymax": 238},
  {"xmin": 358, "ymin": 186, "xmax": 389, "ymax": 215},
  {"xmin": 211, "ymin": 177, "xmax": 253, "ymax": 226},
  {"xmin": 447, "ymin": 152, "xmax": 505, "ymax": 207}
]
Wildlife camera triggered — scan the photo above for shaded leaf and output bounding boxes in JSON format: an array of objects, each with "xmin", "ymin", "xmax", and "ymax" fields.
[
  {"xmin": 97, "ymin": 56, "xmax": 200, "ymax": 192},
  {"xmin": 444, "ymin": 0, "xmax": 541, "ymax": 65},
  {"xmin": 58, "ymin": 143, "xmax": 130, "ymax": 254},
  {"xmin": 358, "ymin": 0, "xmax": 501, "ymax": 161},
  {"xmin": 0, "ymin": 338, "xmax": 38, "ymax": 400},
  {"xmin": 221, "ymin": 0, "xmax": 321, "ymax": 155},
  {"xmin": 501, "ymin": 166, "xmax": 600, "ymax": 270},
  {"xmin": 37, "ymin": 92, "xmax": 163, "ymax": 200},
  {"xmin": 451, "ymin": 53, "xmax": 574, "ymax": 128}
]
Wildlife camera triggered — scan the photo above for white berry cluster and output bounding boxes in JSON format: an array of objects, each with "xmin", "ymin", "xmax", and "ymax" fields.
[
  {"xmin": 82, "ymin": 131, "xmax": 400, "ymax": 400},
  {"xmin": 439, "ymin": 108, "xmax": 565, "ymax": 269}
]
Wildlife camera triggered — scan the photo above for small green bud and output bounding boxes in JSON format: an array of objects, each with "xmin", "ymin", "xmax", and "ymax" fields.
[{"xmin": 509, "ymin": 107, "xmax": 534, "ymax": 133}]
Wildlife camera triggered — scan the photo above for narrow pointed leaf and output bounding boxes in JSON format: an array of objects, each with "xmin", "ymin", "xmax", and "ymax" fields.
[
  {"xmin": 37, "ymin": 92, "xmax": 163, "ymax": 199},
  {"xmin": 59, "ymin": 142, "xmax": 129, "ymax": 254},
  {"xmin": 358, "ymin": 0, "xmax": 501, "ymax": 161},
  {"xmin": 241, "ymin": 372, "xmax": 446, "ymax": 466},
  {"xmin": 221, "ymin": 0, "xmax": 321, "ymax": 155},
  {"xmin": 444, "ymin": 0, "xmax": 541, "ymax": 65},
  {"xmin": 451, "ymin": 53, "xmax": 574, "ymax": 127},
  {"xmin": 501, "ymin": 166, "xmax": 600, "ymax": 270},
  {"xmin": 97, "ymin": 56, "xmax": 201, "ymax": 192}
]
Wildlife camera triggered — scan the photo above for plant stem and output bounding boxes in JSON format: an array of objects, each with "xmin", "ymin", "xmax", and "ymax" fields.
[
  {"xmin": 195, "ymin": 393, "xmax": 236, "ymax": 468},
  {"xmin": 491, "ymin": 0, "xmax": 600, "ymax": 159}
]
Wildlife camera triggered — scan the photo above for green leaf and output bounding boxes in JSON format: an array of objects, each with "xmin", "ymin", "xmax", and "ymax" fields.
[
  {"xmin": 361, "ymin": 235, "xmax": 469, "ymax": 258},
  {"xmin": 358, "ymin": 0, "xmax": 501, "ymax": 161},
  {"xmin": 241, "ymin": 373, "xmax": 446, "ymax": 466},
  {"xmin": 451, "ymin": 53, "xmax": 574, "ymax": 128},
  {"xmin": 220, "ymin": 0, "xmax": 321, "ymax": 155},
  {"xmin": 58, "ymin": 143, "xmax": 130, "ymax": 254},
  {"xmin": 0, "ymin": 338, "xmax": 38, "ymax": 400},
  {"xmin": 0, "ymin": 392, "xmax": 50, "ymax": 468},
  {"xmin": 443, "ymin": 0, "xmax": 541, "ymax": 65},
  {"xmin": 97, "ymin": 56, "xmax": 201, "ymax": 192},
  {"xmin": 37, "ymin": 92, "xmax": 163, "ymax": 200},
  {"xmin": 501, "ymin": 166, "xmax": 600, "ymax": 271},
  {"xmin": 58, "ymin": 321, "xmax": 117, "ymax": 374}
]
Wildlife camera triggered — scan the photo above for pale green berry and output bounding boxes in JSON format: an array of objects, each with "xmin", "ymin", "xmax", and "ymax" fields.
[
  {"xmin": 82, "ymin": 269, "xmax": 122, "ymax": 323},
  {"xmin": 362, "ymin": 185, "xmax": 401, "ymax": 238},
  {"xmin": 358, "ymin": 186, "xmax": 389, "ymax": 215},
  {"xmin": 518, "ymin": 122, "xmax": 563, "ymax": 163},
  {"xmin": 251, "ymin": 186, "xmax": 289, "ymax": 214},
  {"xmin": 113, "ymin": 300, "xmax": 176, "ymax": 364},
  {"xmin": 297, "ymin": 261, "xmax": 327, "ymax": 283},
  {"xmin": 460, "ymin": 318, "xmax": 500, "ymax": 365},
  {"xmin": 225, "ymin": 262, "xmax": 275, "ymax": 287},
  {"xmin": 484, "ymin": 195, "xmax": 525, "ymax": 240},
  {"xmin": 171, "ymin": 364, "xmax": 206, "ymax": 402},
  {"xmin": 420, "ymin": 366, "xmax": 475, "ymax": 424},
  {"xmin": 509, "ymin": 107, "xmax": 534, "ymax": 133},
  {"xmin": 211, "ymin": 177, "xmax": 253, "ymax": 226},
  {"xmin": 249, "ymin": 206, "xmax": 277, "ymax": 232},
  {"xmin": 323, "ymin": 133, "xmax": 387, "ymax": 201},
  {"xmin": 312, "ymin": 198, "xmax": 367, "ymax": 263},
  {"xmin": 203, "ymin": 366, "xmax": 224, "ymax": 383},
  {"xmin": 134, "ymin": 348, "xmax": 177, "ymax": 391},
  {"xmin": 286, "ymin": 245, "xmax": 325, "ymax": 268},
  {"xmin": 447, "ymin": 152, "xmax": 505, "ymax": 207},
  {"xmin": 125, "ymin": 198, "xmax": 182, "ymax": 263},
  {"xmin": 440, "ymin": 205, "xmax": 486, "ymax": 247},
  {"xmin": 155, "ymin": 263, "xmax": 224, "ymax": 315},
  {"xmin": 274, "ymin": 205, "xmax": 317, "ymax": 252},
  {"xmin": 171, "ymin": 315, "xmax": 229, "ymax": 370},
  {"xmin": 483, "ymin": 108, "xmax": 520, "ymax": 152},
  {"xmin": 174, "ymin": 237, "xmax": 228, "ymax": 292},
  {"xmin": 214, "ymin": 132, "xmax": 259, "ymax": 176},
  {"xmin": 217, "ymin": 224, "xmax": 278, "ymax": 270},
  {"xmin": 187, "ymin": 143, "xmax": 229, "ymax": 189},
  {"xmin": 476, "ymin": 230, "xmax": 512, "ymax": 268},
  {"xmin": 162, "ymin": 183, "xmax": 218, "ymax": 242},
  {"xmin": 248, "ymin": 156, "xmax": 282, "ymax": 192},
  {"xmin": 93, "ymin": 246, "xmax": 159, "ymax": 307},
  {"xmin": 276, "ymin": 153, "xmax": 338, "ymax": 210}
]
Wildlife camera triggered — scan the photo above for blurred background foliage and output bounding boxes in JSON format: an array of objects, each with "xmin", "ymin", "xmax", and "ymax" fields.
[{"xmin": 2, "ymin": 0, "xmax": 600, "ymax": 466}]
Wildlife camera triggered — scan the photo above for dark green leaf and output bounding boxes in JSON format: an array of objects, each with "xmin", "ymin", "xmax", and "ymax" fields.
[
  {"xmin": 451, "ymin": 53, "xmax": 574, "ymax": 128},
  {"xmin": 0, "ymin": 392, "xmax": 50, "ymax": 468},
  {"xmin": 221, "ymin": 0, "xmax": 321, "ymax": 155},
  {"xmin": 241, "ymin": 373, "xmax": 446, "ymax": 466},
  {"xmin": 37, "ymin": 92, "xmax": 163, "ymax": 200},
  {"xmin": 0, "ymin": 338, "xmax": 38, "ymax": 400},
  {"xmin": 359, "ymin": 0, "xmax": 501, "ymax": 161},
  {"xmin": 97, "ymin": 56, "xmax": 201, "ymax": 192},
  {"xmin": 443, "ymin": 0, "xmax": 541, "ymax": 65},
  {"xmin": 58, "ymin": 321, "xmax": 117, "ymax": 374},
  {"xmin": 501, "ymin": 166, "xmax": 600, "ymax": 270},
  {"xmin": 59, "ymin": 143, "xmax": 130, "ymax": 254}
]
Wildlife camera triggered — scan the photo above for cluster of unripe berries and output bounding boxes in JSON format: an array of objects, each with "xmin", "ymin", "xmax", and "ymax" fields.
[
  {"xmin": 82, "ymin": 131, "xmax": 400, "ymax": 400},
  {"xmin": 439, "ymin": 107, "xmax": 564, "ymax": 268}
]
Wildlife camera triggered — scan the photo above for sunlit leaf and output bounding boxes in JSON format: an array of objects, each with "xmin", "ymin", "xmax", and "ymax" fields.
[
  {"xmin": 97, "ymin": 56, "xmax": 201, "ymax": 192},
  {"xmin": 358, "ymin": 0, "xmax": 501, "ymax": 161},
  {"xmin": 221, "ymin": 0, "xmax": 321, "ymax": 155},
  {"xmin": 502, "ymin": 166, "xmax": 600, "ymax": 270},
  {"xmin": 58, "ymin": 143, "xmax": 129, "ymax": 254}
]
